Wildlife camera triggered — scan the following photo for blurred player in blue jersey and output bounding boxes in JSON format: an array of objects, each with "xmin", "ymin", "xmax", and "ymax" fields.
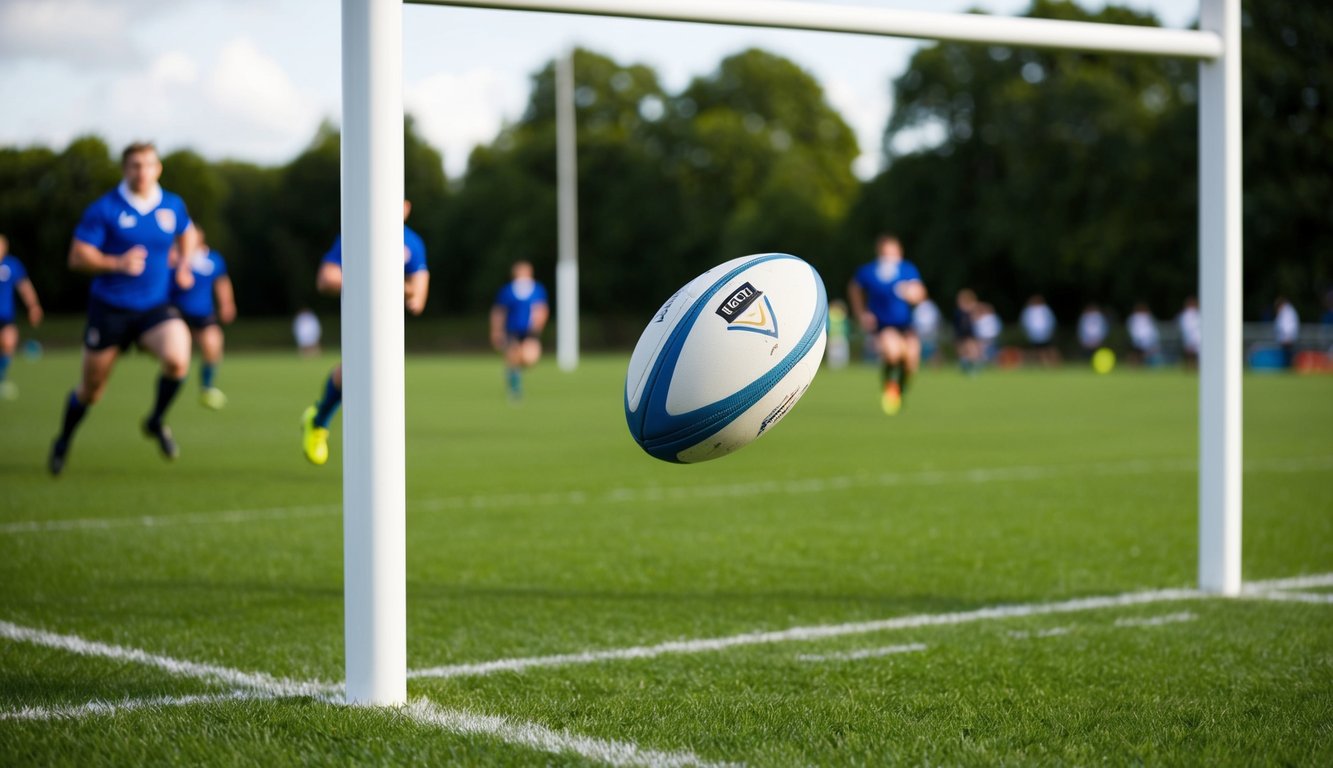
[
  {"xmin": 848, "ymin": 233, "xmax": 928, "ymax": 415},
  {"xmin": 489, "ymin": 260, "xmax": 548, "ymax": 401},
  {"xmin": 171, "ymin": 229, "xmax": 236, "ymax": 410},
  {"xmin": 301, "ymin": 200, "xmax": 429, "ymax": 466},
  {"xmin": 49, "ymin": 143, "xmax": 198, "ymax": 475},
  {"xmin": 0, "ymin": 234, "xmax": 45, "ymax": 400}
]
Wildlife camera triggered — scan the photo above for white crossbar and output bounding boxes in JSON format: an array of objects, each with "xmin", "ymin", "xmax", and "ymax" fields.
[{"xmin": 408, "ymin": 0, "xmax": 1223, "ymax": 59}]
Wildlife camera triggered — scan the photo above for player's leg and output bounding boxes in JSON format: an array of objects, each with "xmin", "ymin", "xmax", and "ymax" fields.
[
  {"xmin": 138, "ymin": 316, "xmax": 191, "ymax": 459},
  {"xmin": 49, "ymin": 345, "xmax": 120, "ymax": 475},
  {"xmin": 302, "ymin": 363, "xmax": 341, "ymax": 465},
  {"xmin": 0, "ymin": 324, "xmax": 16, "ymax": 399},
  {"xmin": 520, "ymin": 337, "xmax": 542, "ymax": 368},
  {"xmin": 503, "ymin": 337, "xmax": 523, "ymax": 400},
  {"xmin": 196, "ymin": 324, "xmax": 227, "ymax": 409},
  {"xmin": 902, "ymin": 331, "xmax": 922, "ymax": 396},
  {"xmin": 878, "ymin": 328, "xmax": 907, "ymax": 415}
]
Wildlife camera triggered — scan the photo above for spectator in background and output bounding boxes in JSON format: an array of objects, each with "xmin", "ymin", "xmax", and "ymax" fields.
[
  {"xmin": 292, "ymin": 308, "xmax": 321, "ymax": 357},
  {"xmin": 954, "ymin": 288, "xmax": 982, "ymax": 375},
  {"xmin": 1077, "ymin": 303, "xmax": 1109, "ymax": 358},
  {"xmin": 913, "ymin": 296, "xmax": 941, "ymax": 367},
  {"xmin": 825, "ymin": 299, "xmax": 850, "ymax": 369},
  {"xmin": 973, "ymin": 302, "xmax": 1002, "ymax": 364},
  {"xmin": 1020, "ymin": 294, "xmax": 1059, "ymax": 367},
  {"xmin": 0, "ymin": 234, "xmax": 44, "ymax": 400},
  {"xmin": 1274, "ymin": 296, "xmax": 1300, "ymax": 368},
  {"xmin": 1126, "ymin": 303, "xmax": 1160, "ymax": 366},
  {"xmin": 1178, "ymin": 296, "xmax": 1201, "ymax": 370}
]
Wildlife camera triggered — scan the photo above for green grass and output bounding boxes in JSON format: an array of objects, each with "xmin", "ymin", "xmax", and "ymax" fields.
[{"xmin": 1, "ymin": 350, "xmax": 1330, "ymax": 766}]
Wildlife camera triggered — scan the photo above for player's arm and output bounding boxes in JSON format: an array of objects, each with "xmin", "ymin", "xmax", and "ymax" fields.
[
  {"xmin": 214, "ymin": 275, "xmax": 237, "ymax": 325},
  {"xmin": 68, "ymin": 239, "xmax": 146, "ymax": 276},
  {"xmin": 896, "ymin": 280, "xmax": 927, "ymax": 306},
  {"xmin": 489, "ymin": 305, "xmax": 506, "ymax": 351},
  {"xmin": 316, "ymin": 262, "xmax": 343, "ymax": 296},
  {"xmin": 530, "ymin": 301, "xmax": 549, "ymax": 335},
  {"xmin": 17, "ymin": 278, "xmax": 43, "ymax": 327},
  {"xmin": 847, "ymin": 279, "xmax": 875, "ymax": 332},
  {"xmin": 173, "ymin": 226, "xmax": 200, "ymax": 290},
  {"xmin": 404, "ymin": 270, "xmax": 429, "ymax": 316}
]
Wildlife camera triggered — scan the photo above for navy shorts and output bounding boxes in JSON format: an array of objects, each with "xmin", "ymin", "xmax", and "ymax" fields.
[
  {"xmin": 0, "ymin": 318, "xmax": 13, "ymax": 332},
  {"xmin": 875, "ymin": 322, "xmax": 915, "ymax": 334},
  {"xmin": 507, "ymin": 330, "xmax": 538, "ymax": 343},
  {"xmin": 84, "ymin": 300, "xmax": 181, "ymax": 351},
  {"xmin": 181, "ymin": 312, "xmax": 219, "ymax": 331}
]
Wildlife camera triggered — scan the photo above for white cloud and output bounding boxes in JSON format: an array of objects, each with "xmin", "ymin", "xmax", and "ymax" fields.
[
  {"xmin": 823, "ymin": 77, "xmax": 890, "ymax": 180},
  {"xmin": 406, "ymin": 69, "xmax": 527, "ymax": 178},
  {"xmin": 0, "ymin": 0, "xmax": 184, "ymax": 68},
  {"xmin": 208, "ymin": 38, "xmax": 319, "ymax": 140}
]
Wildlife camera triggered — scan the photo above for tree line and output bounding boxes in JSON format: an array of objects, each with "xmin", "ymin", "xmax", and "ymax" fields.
[{"xmin": 0, "ymin": 0, "xmax": 1325, "ymax": 330}]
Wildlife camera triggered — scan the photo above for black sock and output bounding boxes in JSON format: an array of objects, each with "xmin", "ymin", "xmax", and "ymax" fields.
[
  {"xmin": 148, "ymin": 375, "xmax": 184, "ymax": 427},
  {"xmin": 881, "ymin": 362, "xmax": 894, "ymax": 386},
  {"xmin": 901, "ymin": 366, "xmax": 913, "ymax": 393},
  {"xmin": 58, "ymin": 390, "xmax": 89, "ymax": 444}
]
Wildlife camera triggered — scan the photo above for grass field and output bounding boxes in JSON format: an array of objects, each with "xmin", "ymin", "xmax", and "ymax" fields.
[{"xmin": 1, "ymin": 349, "xmax": 1330, "ymax": 766}]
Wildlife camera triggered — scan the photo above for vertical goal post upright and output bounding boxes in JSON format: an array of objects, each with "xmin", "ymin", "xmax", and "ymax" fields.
[{"xmin": 342, "ymin": 0, "xmax": 1240, "ymax": 705}]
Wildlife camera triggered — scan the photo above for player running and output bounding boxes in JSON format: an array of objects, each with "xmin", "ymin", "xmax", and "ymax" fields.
[
  {"xmin": 848, "ymin": 233, "xmax": 928, "ymax": 415},
  {"xmin": 170, "ymin": 229, "xmax": 236, "ymax": 409},
  {"xmin": 0, "ymin": 234, "xmax": 44, "ymax": 400},
  {"xmin": 301, "ymin": 200, "xmax": 429, "ymax": 466},
  {"xmin": 49, "ymin": 142, "xmax": 197, "ymax": 475},
  {"xmin": 489, "ymin": 260, "xmax": 548, "ymax": 401}
]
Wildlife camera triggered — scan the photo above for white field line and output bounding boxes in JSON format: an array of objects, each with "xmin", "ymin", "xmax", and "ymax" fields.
[
  {"xmin": 0, "ymin": 620, "xmax": 337, "ymax": 699},
  {"xmin": 1244, "ymin": 591, "xmax": 1333, "ymax": 605},
  {"xmin": 1113, "ymin": 611, "xmax": 1197, "ymax": 627},
  {"xmin": 0, "ymin": 504, "xmax": 338, "ymax": 535},
  {"xmin": 401, "ymin": 699, "xmax": 737, "ymax": 768},
  {"xmin": 5, "ymin": 454, "xmax": 1330, "ymax": 536},
  {"xmin": 795, "ymin": 642, "xmax": 927, "ymax": 662},
  {"xmin": 0, "ymin": 691, "xmax": 270, "ymax": 721},
  {"xmin": 409, "ymin": 572, "xmax": 1333, "ymax": 681},
  {"xmin": 1007, "ymin": 626, "xmax": 1074, "ymax": 639},
  {"xmin": 0, "ymin": 622, "xmax": 730, "ymax": 767},
  {"xmin": 1242, "ymin": 573, "xmax": 1333, "ymax": 592}
]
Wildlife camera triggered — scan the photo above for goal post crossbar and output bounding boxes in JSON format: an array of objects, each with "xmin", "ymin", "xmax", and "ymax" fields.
[
  {"xmin": 342, "ymin": 0, "xmax": 1241, "ymax": 706},
  {"xmin": 407, "ymin": 0, "xmax": 1223, "ymax": 59}
]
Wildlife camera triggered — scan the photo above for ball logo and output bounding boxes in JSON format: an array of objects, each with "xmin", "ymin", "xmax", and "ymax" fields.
[
  {"xmin": 716, "ymin": 281, "xmax": 779, "ymax": 338},
  {"xmin": 155, "ymin": 209, "xmax": 176, "ymax": 233}
]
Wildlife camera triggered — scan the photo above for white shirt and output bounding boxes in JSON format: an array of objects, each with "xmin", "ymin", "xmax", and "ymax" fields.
[
  {"xmin": 1275, "ymin": 303, "xmax": 1300, "ymax": 344},
  {"xmin": 1078, "ymin": 310, "xmax": 1108, "ymax": 348},
  {"xmin": 913, "ymin": 298, "xmax": 940, "ymax": 338},
  {"xmin": 1021, "ymin": 304, "xmax": 1056, "ymax": 344},
  {"xmin": 1127, "ymin": 310, "xmax": 1159, "ymax": 351},
  {"xmin": 1178, "ymin": 307, "xmax": 1201, "ymax": 353}
]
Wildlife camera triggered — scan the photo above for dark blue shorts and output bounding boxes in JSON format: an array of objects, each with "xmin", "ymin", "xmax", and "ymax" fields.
[
  {"xmin": 0, "ymin": 318, "xmax": 13, "ymax": 331},
  {"xmin": 875, "ymin": 322, "xmax": 915, "ymax": 334},
  {"xmin": 507, "ymin": 330, "xmax": 537, "ymax": 343},
  {"xmin": 84, "ymin": 299, "xmax": 181, "ymax": 351},
  {"xmin": 181, "ymin": 312, "xmax": 219, "ymax": 331}
]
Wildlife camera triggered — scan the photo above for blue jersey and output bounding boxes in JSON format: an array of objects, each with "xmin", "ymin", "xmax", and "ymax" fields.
[
  {"xmin": 0, "ymin": 254, "xmax": 29, "ymax": 322},
  {"xmin": 321, "ymin": 225, "xmax": 428, "ymax": 275},
  {"xmin": 494, "ymin": 278, "xmax": 549, "ymax": 335},
  {"xmin": 170, "ymin": 248, "xmax": 228, "ymax": 318},
  {"xmin": 854, "ymin": 258, "xmax": 922, "ymax": 329},
  {"xmin": 73, "ymin": 184, "xmax": 192, "ymax": 311}
]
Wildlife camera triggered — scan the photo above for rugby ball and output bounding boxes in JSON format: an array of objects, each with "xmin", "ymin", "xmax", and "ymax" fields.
[{"xmin": 625, "ymin": 253, "xmax": 828, "ymax": 463}]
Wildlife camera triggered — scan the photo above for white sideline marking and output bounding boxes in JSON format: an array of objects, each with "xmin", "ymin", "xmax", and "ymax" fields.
[
  {"xmin": 409, "ymin": 572, "xmax": 1333, "ymax": 681},
  {"xmin": 1007, "ymin": 627, "xmax": 1073, "ymax": 639},
  {"xmin": 0, "ymin": 691, "xmax": 268, "ymax": 721},
  {"xmin": 6, "ymin": 455, "xmax": 1330, "ymax": 536},
  {"xmin": 410, "ymin": 587, "xmax": 1201, "ymax": 680},
  {"xmin": 0, "ymin": 620, "xmax": 337, "ymax": 699},
  {"xmin": 402, "ymin": 699, "xmax": 736, "ymax": 768},
  {"xmin": 0, "ymin": 622, "xmax": 729, "ymax": 767},
  {"xmin": 0, "ymin": 504, "xmax": 337, "ymax": 535},
  {"xmin": 1245, "ymin": 591, "xmax": 1333, "ymax": 605},
  {"xmin": 1242, "ymin": 573, "xmax": 1333, "ymax": 592},
  {"xmin": 796, "ymin": 643, "xmax": 927, "ymax": 662},
  {"xmin": 1113, "ymin": 612, "xmax": 1197, "ymax": 627}
]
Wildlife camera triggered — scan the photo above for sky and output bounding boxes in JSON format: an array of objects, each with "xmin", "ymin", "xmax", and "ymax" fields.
[{"xmin": 0, "ymin": 0, "xmax": 1201, "ymax": 180}]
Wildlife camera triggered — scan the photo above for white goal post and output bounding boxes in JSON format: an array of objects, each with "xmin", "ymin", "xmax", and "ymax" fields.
[{"xmin": 340, "ymin": 0, "xmax": 1241, "ymax": 705}]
